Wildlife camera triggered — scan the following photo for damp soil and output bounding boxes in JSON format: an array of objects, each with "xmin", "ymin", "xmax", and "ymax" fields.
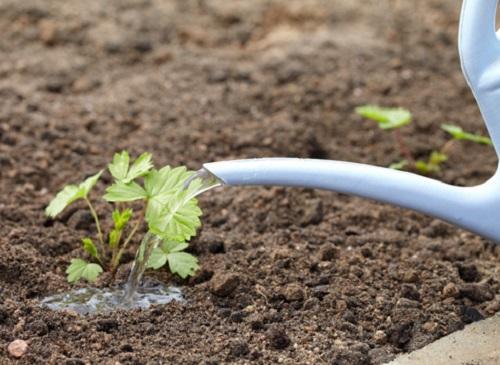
[{"xmin": 0, "ymin": 0, "xmax": 499, "ymax": 364}]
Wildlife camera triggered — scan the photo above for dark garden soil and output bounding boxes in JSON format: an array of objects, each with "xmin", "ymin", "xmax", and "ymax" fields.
[{"xmin": 0, "ymin": 0, "xmax": 499, "ymax": 364}]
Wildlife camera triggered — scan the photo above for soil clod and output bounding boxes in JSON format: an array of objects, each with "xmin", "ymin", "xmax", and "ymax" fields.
[{"xmin": 210, "ymin": 273, "xmax": 240, "ymax": 297}]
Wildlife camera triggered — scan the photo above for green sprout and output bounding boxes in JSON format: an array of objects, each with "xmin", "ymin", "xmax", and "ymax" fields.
[
  {"xmin": 356, "ymin": 105, "xmax": 493, "ymax": 175},
  {"xmin": 441, "ymin": 124, "xmax": 492, "ymax": 145},
  {"xmin": 45, "ymin": 151, "xmax": 202, "ymax": 283},
  {"xmin": 355, "ymin": 105, "xmax": 414, "ymax": 166}
]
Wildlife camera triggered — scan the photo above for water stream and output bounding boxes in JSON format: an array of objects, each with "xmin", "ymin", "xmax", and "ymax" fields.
[{"xmin": 41, "ymin": 168, "xmax": 223, "ymax": 315}]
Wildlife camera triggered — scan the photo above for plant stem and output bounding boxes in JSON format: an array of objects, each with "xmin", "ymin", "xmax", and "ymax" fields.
[
  {"xmin": 393, "ymin": 129, "xmax": 414, "ymax": 164},
  {"xmin": 111, "ymin": 208, "xmax": 145, "ymax": 274},
  {"xmin": 85, "ymin": 198, "xmax": 106, "ymax": 257}
]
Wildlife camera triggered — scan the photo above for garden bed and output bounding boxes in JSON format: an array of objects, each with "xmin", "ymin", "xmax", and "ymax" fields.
[{"xmin": 0, "ymin": 0, "xmax": 499, "ymax": 364}]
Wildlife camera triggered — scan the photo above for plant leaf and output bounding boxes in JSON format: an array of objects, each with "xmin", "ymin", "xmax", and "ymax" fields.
[
  {"xmin": 66, "ymin": 258, "xmax": 103, "ymax": 283},
  {"xmin": 108, "ymin": 151, "xmax": 154, "ymax": 184},
  {"xmin": 441, "ymin": 124, "xmax": 492, "ymax": 145},
  {"xmin": 125, "ymin": 152, "xmax": 154, "ymax": 183},
  {"xmin": 148, "ymin": 194, "xmax": 202, "ymax": 241},
  {"xmin": 82, "ymin": 238, "xmax": 99, "ymax": 260},
  {"xmin": 108, "ymin": 151, "xmax": 130, "ymax": 181},
  {"xmin": 145, "ymin": 166, "xmax": 202, "ymax": 241},
  {"xmin": 388, "ymin": 160, "xmax": 409, "ymax": 170},
  {"xmin": 45, "ymin": 170, "xmax": 102, "ymax": 218},
  {"xmin": 167, "ymin": 252, "xmax": 199, "ymax": 278},
  {"xmin": 162, "ymin": 240, "xmax": 189, "ymax": 253},
  {"xmin": 356, "ymin": 105, "xmax": 412, "ymax": 130},
  {"xmin": 104, "ymin": 182, "xmax": 147, "ymax": 202},
  {"xmin": 45, "ymin": 185, "xmax": 81, "ymax": 218},
  {"xmin": 146, "ymin": 247, "xmax": 168, "ymax": 269},
  {"xmin": 429, "ymin": 151, "xmax": 448, "ymax": 165},
  {"xmin": 78, "ymin": 170, "xmax": 103, "ymax": 197}
]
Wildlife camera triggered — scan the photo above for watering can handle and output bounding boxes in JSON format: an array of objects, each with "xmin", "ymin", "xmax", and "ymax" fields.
[{"xmin": 459, "ymin": 0, "xmax": 500, "ymax": 153}]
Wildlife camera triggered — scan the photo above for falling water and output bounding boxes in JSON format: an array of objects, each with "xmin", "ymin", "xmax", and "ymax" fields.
[{"xmin": 41, "ymin": 168, "xmax": 223, "ymax": 315}]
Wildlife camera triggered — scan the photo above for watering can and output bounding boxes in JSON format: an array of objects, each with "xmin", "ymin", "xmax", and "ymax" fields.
[{"xmin": 202, "ymin": 0, "xmax": 500, "ymax": 243}]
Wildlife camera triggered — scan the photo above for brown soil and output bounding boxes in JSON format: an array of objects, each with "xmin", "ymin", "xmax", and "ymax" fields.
[{"xmin": 0, "ymin": 0, "xmax": 499, "ymax": 364}]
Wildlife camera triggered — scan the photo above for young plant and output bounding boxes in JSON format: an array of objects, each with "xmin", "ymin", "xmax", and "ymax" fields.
[
  {"xmin": 355, "ymin": 105, "xmax": 413, "ymax": 168},
  {"xmin": 356, "ymin": 105, "xmax": 493, "ymax": 174},
  {"xmin": 45, "ymin": 151, "xmax": 202, "ymax": 283}
]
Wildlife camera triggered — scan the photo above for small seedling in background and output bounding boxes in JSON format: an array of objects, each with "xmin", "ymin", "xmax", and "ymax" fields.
[
  {"xmin": 441, "ymin": 124, "xmax": 492, "ymax": 145},
  {"xmin": 356, "ymin": 105, "xmax": 492, "ymax": 175},
  {"xmin": 45, "ymin": 151, "xmax": 202, "ymax": 283},
  {"xmin": 355, "ymin": 105, "xmax": 414, "ymax": 166}
]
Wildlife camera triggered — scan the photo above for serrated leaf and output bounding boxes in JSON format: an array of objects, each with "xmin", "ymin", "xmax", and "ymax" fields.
[
  {"xmin": 104, "ymin": 182, "xmax": 147, "ymax": 202},
  {"xmin": 145, "ymin": 166, "xmax": 202, "ymax": 241},
  {"xmin": 108, "ymin": 151, "xmax": 130, "ymax": 181},
  {"xmin": 79, "ymin": 170, "xmax": 103, "ymax": 197},
  {"xmin": 82, "ymin": 238, "xmax": 99, "ymax": 260},
  {"xmin": 441, "ymin": 124, "xmax": 492, "ymax": 145},
  {"xmin": 144, "ymin": 166, "xmax": 193, "ymax": 198},
  {"xmin": 162, "ymin": 240, "xmax": 189, "ymax": 253},
  {"xmin": 148, "ymin": 194, "xmax": 202, "ymax": 241},
  {"xmin": 45, "ymin": 171, "xmax": 102, "ymax": 218},
  {"xmin": 108, "ymin": 151, "xmax": 154, "ymax": 184},
  {"xmin": 356, "ymin": 105, "xmax": 412, "ymax": 130},
  {"xmin": 45, "ymin": 185, "xmax": 81, "ymax": 218},
  {"xmin": 146, "ymin": 247, "xmax": 168, "ymax": 269},
  {"xmin": 126, "ymin": 152, "xmax": 154, "ymax": 183},
  {"xmin": 167, "ymin": 252, "xmax": 199, "ymax": 278},
  {"xmin": 66, "ymin": 258, "xmax": 103, "ymax": 283}
]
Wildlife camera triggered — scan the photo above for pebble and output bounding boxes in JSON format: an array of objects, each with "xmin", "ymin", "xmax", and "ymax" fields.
[
  {"xmin": 442, "ymin": 282, "xmax": 459, "ymax": 298},
  {"xmin": 230, "ymin": 341, "xmax": 249, "ymax": 357},
  {"xmin": 8, "ymin": 339, "xmax": 28, "ymax": 358},
  {"xmin": 283, "ymin": 283, "xmax": 305, "ymax": 302},
  {"xmin": 319, "ymin": 243, "xmax": 339, "ymax": 261},
  {"xmin": 459, "ymin": 283, "xmax": 494, "ymax": 302},
  {"xmin": 373, "ymin": 330, "xmax": 387, "ymax": 344},
  {"xmin": 300, "ymin": 199, "xmax": 323, "ymax": 226},
  {"xmin": 457, "ymin": 263, "xmax": 481, "ymax": 282},
  {"xmin": 462, "ymin": 306, "xmax": 484, "ymax": 323},
  {"xmin": 210, "ymin": 273, "xmax": 240, "ymax": 297},
  {"xmin": 267, "ymin": 325, "xmax": 291, "ymax": 350}
]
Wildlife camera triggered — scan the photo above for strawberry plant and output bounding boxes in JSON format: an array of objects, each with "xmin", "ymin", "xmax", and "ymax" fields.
[
  {"xmin": 45, "ymin": 151, "xmax": 202, "ymax": 283},
  {"xmin": 356, "ymin": 105, "xmax": 492, "ymax": 174}
]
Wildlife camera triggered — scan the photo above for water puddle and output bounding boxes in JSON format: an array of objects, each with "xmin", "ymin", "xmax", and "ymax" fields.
[{"xmin": 40, "ymin": 279, "xmax": 183, "ymax": 315}]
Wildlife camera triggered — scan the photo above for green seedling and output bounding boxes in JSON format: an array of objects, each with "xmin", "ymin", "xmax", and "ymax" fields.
[
  {"xmin": 441, "ymin": 124, "xmax": 492, "ymax": 145},
  {"xmin": 45, "ymin": 151, "xmax": 202, "ymax": 283},
  {"xmin": 356, "ymin": 105, "xmax": 493, "ymax": 175},
  {"xmin": 355, "ymin": 105, "xmax": 414, "ymax": 165}
]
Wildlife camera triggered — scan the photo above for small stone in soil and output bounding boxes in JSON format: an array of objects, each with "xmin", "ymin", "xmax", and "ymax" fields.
[
  {"xmin": 267, "ymin": 325, "xmax": 291, "ymax": 350},
  {"xmin": 96, "ymin": 319, "xmax": 119, "ymax": 333},
  {"xmin": 283, "ymin": 283, "xmax": 305, "ymax": 302},
  {"xmin": 442, "ymin": 282, "xmax": 459, "ymax": 298},
  {"xmin": 457, "ymin": 263, "xmax": 481, "ymax": 282},
  {"xmin": 459, "ymin": 283, "xmax": 493, "ymax": 302},
  {"xmin": 462, "ymin": 306, "xmax": 484, "ymax": 323},
  {"xmin": 230, "ymin": 341, "xmax": 249, "ymax": 357},
  {"xmin": 300, "ymin": 199, "xmax": 323, "ymax": 226},
  {"xmin": 210, "ymin": 273, "xmax": 240, "ymax": 297},
  {"xmin": 319, "ymin": 243, "xmax": 339, "ymax": 261},
  {"xmin": 8, "ymin": 339, "xmax": 28, "ymax": 358}
]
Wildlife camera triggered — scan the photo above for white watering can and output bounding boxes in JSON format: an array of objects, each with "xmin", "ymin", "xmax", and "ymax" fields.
[{"xmin": 202, "ymin": 0, "xmax": 500, "ymax": 243}]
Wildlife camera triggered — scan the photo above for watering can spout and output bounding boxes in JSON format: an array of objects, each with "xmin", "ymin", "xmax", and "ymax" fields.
[{"xmin": 204, "ymin": 158, "xmax": 500, "ymax": 242}]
